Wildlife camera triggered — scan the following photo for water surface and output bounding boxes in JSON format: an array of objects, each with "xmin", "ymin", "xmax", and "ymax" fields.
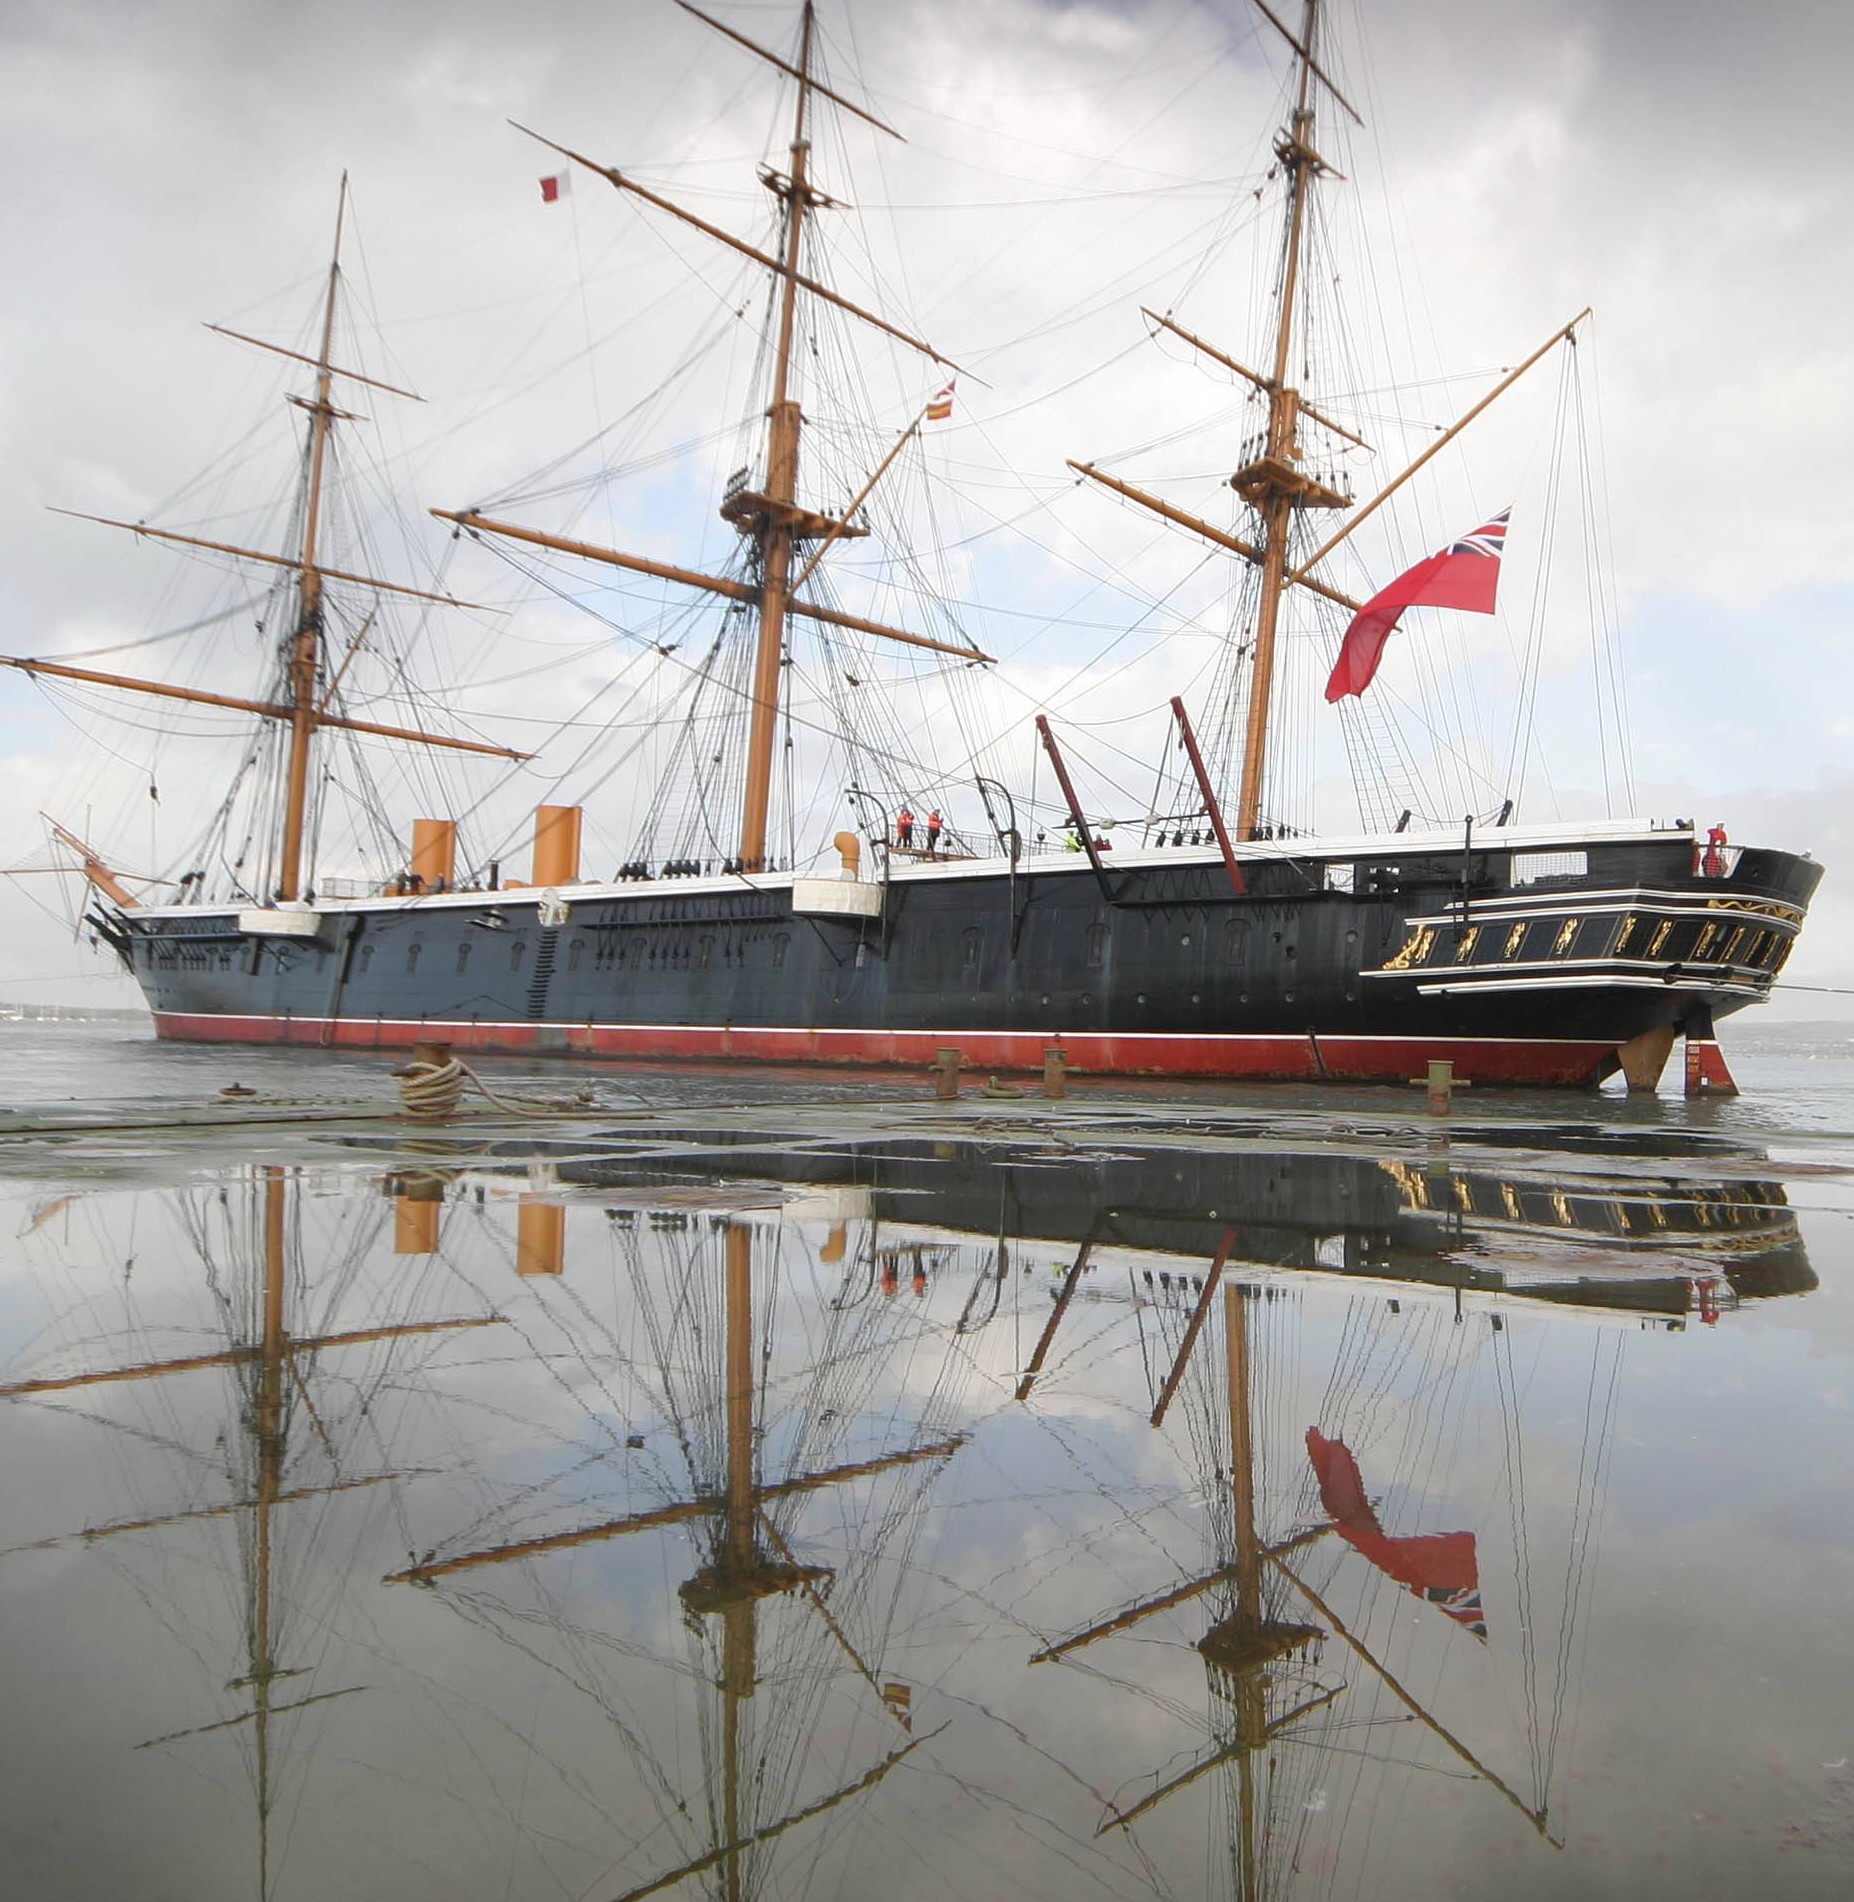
[{"xmin": 2, "ymin": 1022, "xmax": 1851, "ymax": 1898}]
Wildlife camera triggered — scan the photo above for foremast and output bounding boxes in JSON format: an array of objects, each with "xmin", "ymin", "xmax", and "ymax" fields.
[
  {"xmin": 8, "ymin": 179, "xmax": 524, "ymax": 911},
  {"xmin": 276, "ymin": 179, "xmax": 349, "ymax": 902}
]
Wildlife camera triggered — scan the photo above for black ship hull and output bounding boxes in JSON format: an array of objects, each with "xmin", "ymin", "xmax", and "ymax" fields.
[{"xmin": 104, "ymin": 823, "xmax": 1822, "ymax": 1088}]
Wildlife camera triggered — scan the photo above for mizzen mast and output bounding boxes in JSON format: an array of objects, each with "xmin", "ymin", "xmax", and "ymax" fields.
[
  {"xmin": 1231, "ymin": 0, "xmax": 1352, "ymax": 840},
  {"xmin": 1066, "ymin": 0, "xmax": 1359, "ymax": 841}
]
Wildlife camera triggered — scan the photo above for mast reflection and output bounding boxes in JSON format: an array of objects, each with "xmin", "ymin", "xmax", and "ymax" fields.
[
  {"xmin": 0, "ymin": 1113, "xmax": 1820, "ymax": 1900},
  {"xmin": 1, "ymin": 1165, "xmax": 501, "ymax": 1898}
]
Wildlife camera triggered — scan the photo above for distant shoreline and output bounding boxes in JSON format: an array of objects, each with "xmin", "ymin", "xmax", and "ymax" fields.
[{"xmin": 0, "ymin": 1003, "xmax": 151, "ymax": 1025}]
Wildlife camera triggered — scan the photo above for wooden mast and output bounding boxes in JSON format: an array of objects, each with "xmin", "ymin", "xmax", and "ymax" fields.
[
  {"xmin": 276, "ymin": 177, "xmax": 348, "ymax": 903},
  {"xmin": 1065, "ymin": 0, "xmax": 1352, "ymax": 843},
  {"xmin": 249, "ymin": 1167, "xmax": 289, "ymax": 1896},
  {"xmin": 1, "ymin": 1170, "xmax": 487, "ymax": 1889},
  {"xmin": 1233, "ymin": 0, "xmax": 1325, "ymax": 842},
  {"xmin": 456, "ymin": 8, "xmax": 965, "ymax": 878},
  {"xmin": 16, "ymin": 183, "xmax": 525, "ymax": 904},
  {"xmin": 381, "ymin": 1211, "xmax": 953, "ymax": 1898},
  {"xmin": 720, "ymin": 1221, "xmax": 758, "ymax": 1902},
  {"xmin": 1224, "ymin": 1281, "xmax": 1265, "ymax": 1899},
  {"xmin": 739, "ymin": 3, "xmax": 815, "ymax": 872}
]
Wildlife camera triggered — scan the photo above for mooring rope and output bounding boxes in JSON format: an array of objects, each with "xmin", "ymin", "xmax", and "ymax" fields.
[{"xmin": 392, "ymin": 1052, "xmax": 633, "ymax": 1121}]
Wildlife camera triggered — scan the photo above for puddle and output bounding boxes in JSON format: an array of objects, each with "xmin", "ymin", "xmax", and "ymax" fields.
[{"xmin": 2, "ymin": 1095, "xmax": 1851, "ymax": 1898}]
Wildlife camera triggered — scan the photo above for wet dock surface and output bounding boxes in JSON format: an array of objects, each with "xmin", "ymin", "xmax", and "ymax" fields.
[{"xmin": 3, "ymin": 1039, "xmax": 1853, "ymax": 1898}]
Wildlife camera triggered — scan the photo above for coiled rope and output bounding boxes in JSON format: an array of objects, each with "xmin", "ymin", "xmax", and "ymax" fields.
[{"xmin": 393, "ymin": 1052, "xmax": 621, "ymax": 1121}]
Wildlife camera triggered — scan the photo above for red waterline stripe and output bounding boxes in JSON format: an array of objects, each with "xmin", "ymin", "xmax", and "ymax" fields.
[{"xmin": 150, "ymin": 1012, "xmax": 1618, "ymax": 1086}]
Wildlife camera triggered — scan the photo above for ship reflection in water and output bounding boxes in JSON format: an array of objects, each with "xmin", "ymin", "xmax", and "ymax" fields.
[{"xmin": 1, "ymin": 1111, "xmax": 1846, "ymax": 1899}]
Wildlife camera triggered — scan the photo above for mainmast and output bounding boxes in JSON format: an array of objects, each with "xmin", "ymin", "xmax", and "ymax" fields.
[
  {"xmin": 438, "ymin": 1, "xmax": 984, "ymax": 876},
  {"xmin": 385, "ymin": 1212, "xmax": 954, "ymax": 1901},
  {"xmin": 739, "ymin": 6, "xmax": 815, "ymax": 872}
]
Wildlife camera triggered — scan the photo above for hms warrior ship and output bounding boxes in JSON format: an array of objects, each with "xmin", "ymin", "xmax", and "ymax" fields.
[{"xmin": 15, "ymin": 0, "xmax": 1822, "ymax": 1089}]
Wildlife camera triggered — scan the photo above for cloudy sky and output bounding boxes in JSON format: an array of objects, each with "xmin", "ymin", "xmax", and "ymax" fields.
[{"xmin": 2, "ymin": 0, "xmax": 1851, "ymax": 1013}]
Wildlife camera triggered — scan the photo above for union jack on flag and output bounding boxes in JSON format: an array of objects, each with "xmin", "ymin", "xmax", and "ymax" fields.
[
  {"xmin": 1446, "ymin": 508, "xmax": 1511, "ymax": 559},
  {"xmin": 1424, "ymin": 1583, "xmax": 1489, "ymax": 1643},
  {"xmin": 1326, "ymin": 506, "xmax": 1511, "ymax": 701}
]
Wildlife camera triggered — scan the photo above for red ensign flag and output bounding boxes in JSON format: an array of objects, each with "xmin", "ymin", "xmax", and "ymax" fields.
[
  {"xmin": 540, "ymin": 172, "xmax": 570, "ymax": 204},
  {"xmin": 1307, "ymin": 1428, "xmax": 1487, "ymax": 1640},
  {"xmin": 1324, "ymin": 508, "xmax": 1510, "ymax": 702}
]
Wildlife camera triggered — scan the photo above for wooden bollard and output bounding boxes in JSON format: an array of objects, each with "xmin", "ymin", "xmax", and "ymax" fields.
[
  {"xmin": 1043, "ymin": 1048, "xmax": 1067, "ymax": 1099},
  {"xmin": 391, "ymin": 1171, "xmax": 444, "ymax": 1256},
  {"xmin": 395, "ymin": 1040, "xmax": 464, "ymax": 1119},
  {"xmin": 1426, "ymin": 1058, "xmax": 1454, "ymax": 1116},
  {"xmin": 933, "ymin": 1047, "xmax": 961, "ymax": 1100}
]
